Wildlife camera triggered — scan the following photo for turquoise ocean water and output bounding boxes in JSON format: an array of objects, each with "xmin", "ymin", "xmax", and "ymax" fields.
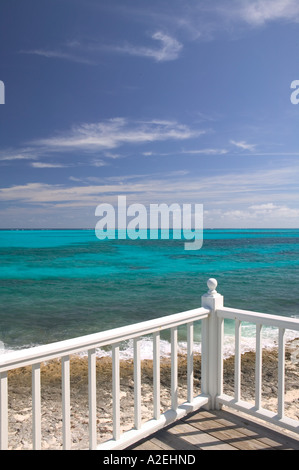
[{"xmin": 0, "ymin": 229, "xmax": 298, "ymax": 357}]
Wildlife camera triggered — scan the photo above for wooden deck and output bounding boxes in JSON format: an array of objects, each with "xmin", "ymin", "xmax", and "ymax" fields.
[{"xmin": 128, "ymin": 408, "xmax": 299, "ymax": 451}]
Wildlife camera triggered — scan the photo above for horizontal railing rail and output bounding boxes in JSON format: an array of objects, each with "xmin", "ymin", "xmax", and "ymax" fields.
[
  {"xmin": 217, "ymin": 306, "xmax": 299, "ymax": 331},
  {"xmin": 0, "ymin": 307, "xmax": 209, "ymax": 373}
]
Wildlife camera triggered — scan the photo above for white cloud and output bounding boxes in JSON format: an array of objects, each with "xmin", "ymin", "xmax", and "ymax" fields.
[
  {"xmin": 220, "ymin": 204, "xmax": 299, "ymax": 224},
  {"xmin": 0, "ymin": 117, "xmax": 205, "ymax": 169},
  {"xmin": 146, "ymin": 0, "xmax": 299, "ymax": 43},
  {"xmin": 230, "ymin": 140, "xmax": 256, "ymax": 151},
  {"xmin": 21, "ymin": 31, "xmax": 183, "ymax": 66},
  {"xmin": 249, "ymin": 203, "xmax": 299, "ymax": 218},
  {"xmin": 235, "ymin": 0, "xmax": 299, "ymax": 26},
  {"xmin": 183, "ymin": 148, "xmax": 228, "ymax": 155},
  {"xmin": 19, "ymin": 1, "xmax": 299, "ymax": 75},
  {"xmin": 0, "ymin": 163, "xmax": 298, "ymax": 227},
  {"xmin": 31, "ymin": 162, "xmax": 67, "ymax": 168},
  {"xmin": 20, "ymin": 48, "xmax": 96, "ymax": 65},
  {"xmin": 0, "ymin": 148, "xmax": 38, "ymax": 161},
  {"xmin": 249, "ymin": 203, "xmax": 279, "ymax": 210},
  {"xmin": 91, "ymin": 160, "xmax": 108, "ymax": 167},
  {"xmin": 107, "ymin": 31, "xmax": 183, "ymax": 62},
  {"xmin": 33, "ymin": 118, "xmax": 201, "ymax": 152},
  {"xmin": 0, "ymin": 164, "xmax": 297, "ymax": 206}
]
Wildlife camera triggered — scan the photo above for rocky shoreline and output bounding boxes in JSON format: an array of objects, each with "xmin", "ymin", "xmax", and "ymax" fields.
[{"xmin": 6, "ymin": 343, "xmax": 299, "ymax": 450}]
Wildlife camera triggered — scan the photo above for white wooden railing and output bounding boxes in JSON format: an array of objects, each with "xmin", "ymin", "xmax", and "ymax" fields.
[{"xmin": 0, "ymin": 278, "xmax": 299, "ymax": 450}]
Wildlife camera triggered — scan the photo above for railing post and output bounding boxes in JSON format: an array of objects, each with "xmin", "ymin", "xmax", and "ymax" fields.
[{"xmin": 201, "ymin": 278, "xmax": 224, "ymax": 409}]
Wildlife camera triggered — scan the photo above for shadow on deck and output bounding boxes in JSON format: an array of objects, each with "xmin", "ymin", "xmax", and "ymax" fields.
[{"xmin": 127, "ymin": 408, "xmax": 299, "ymax": 451}]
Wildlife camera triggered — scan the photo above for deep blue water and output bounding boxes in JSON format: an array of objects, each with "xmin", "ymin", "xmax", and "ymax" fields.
[{"xmin": 0, "ymin": 229, "xmax": 298, "ymax": 352}]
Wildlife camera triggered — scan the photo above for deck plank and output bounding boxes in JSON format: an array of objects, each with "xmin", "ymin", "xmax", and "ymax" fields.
[{"xmin": 127, "ymin": 408, "xmax": 299, "ymax": 451}]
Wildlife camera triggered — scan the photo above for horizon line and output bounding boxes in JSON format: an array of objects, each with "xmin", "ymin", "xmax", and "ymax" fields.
[{"xmin": 0, "ymin": 227, "xmax": 298, "ymax": 231}]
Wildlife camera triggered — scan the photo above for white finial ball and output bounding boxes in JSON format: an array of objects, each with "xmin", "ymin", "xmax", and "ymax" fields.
[{"xmin": 207, "ymin": 278, "xmax": 217, "ymax": 292}]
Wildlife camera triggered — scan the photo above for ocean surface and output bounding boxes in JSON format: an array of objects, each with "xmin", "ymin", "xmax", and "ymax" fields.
[{"xmin": 0, "ymin": 229, "xmax": 298, "ymax": 358}]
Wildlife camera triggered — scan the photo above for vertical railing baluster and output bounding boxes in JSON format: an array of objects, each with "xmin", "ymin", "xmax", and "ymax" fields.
[
  {"xmin": 218, "ymin": 317, "xmax": 224, "ymax": 399},
  {"xmin": 0, "ymin": 371, "xmax": 8, "ymax": 450},
  {"xmin": 32, "ymin": 363, "xmax": 41, "ymax": 450},
  {"xmin": 112, "ymin": 344, "xmax": 120, "ymax": 441},
  {"xmin": 153, "ymin": 332, "xmax": 160, "ymax": 420},
  {"xmin": 255, "ymin": 324, "xmax": 262, "ymax": 410},
  {"xmin": 134, "ymin": 338, "xmax": 141, "ymax": 430},
  {"xmin": 278, "ymin": 328, "xmax": 285, "ymax": 419},
  {"xmin": 171, "ymin": 327, "xmax": 178, "ymax": 411},
  {"xmin": 88, "ymin": 348, "xmax": 97, "ymax": 449},
  {"xmin": 187, "ymin": 322, "xmax": 194, "ymax": 404},
  {"xmin": 235, "ymin": 320, "xmax": 241, "ymax": 402},
  {"xmin": 61, "ymin": 355, "xmax": 71, "ymax": 450}
]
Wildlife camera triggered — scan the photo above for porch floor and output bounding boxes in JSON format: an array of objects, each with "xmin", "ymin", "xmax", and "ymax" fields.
[{"xmin": 127, "ymin": 408, "xmax": 299, "ymax": 451}]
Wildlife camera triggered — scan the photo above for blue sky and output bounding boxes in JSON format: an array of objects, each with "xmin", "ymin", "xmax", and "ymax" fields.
[{"xmin": 0, "ymin": 0, "xmax": 299, "ymax": 228}]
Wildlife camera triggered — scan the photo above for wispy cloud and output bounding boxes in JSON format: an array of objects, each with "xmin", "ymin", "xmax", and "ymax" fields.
[
  {"xmin": 1, "ymin": 164, "xmax": 298, "ymax": 208},
  {"xmin": 230, "ymin": 139, "xmax": 256, "ymax": 151},
  {"xmin": 233, "ymin": 0, "xmax": 299, "ymax": 26},
  {"xmin": 137, "ymin": 0, "xmax": 299, "ymax": 42},
  {"xmin": 0, "ymin": 118, "xmax": 202, "ymax": 168},
  {"xmin": 107, "ymin": 31, "xmax": 183, "ymax": 62},
  {"xmin": 20, "ymin": 48, "xmax": 96, "ymax": 65},
  {"xmin": 21, "ymin": 31, "xmax": 183, "ymax": 65},
  {"xmin": 0, "ymin": 148, "xmax": 38, "ymax": 162},
  {"xmin": 19, "ymin": 1, "xmax": 299, "ymax": 72},
  {"xmin": 33, "ymin": 118, "xmax": 201, "ymax": 152},
  {"xmin": 90, "ymin": 159, "xmax": 108, "ymax": 167},
  {"xmin": 31, "ymin": 162, "xmax": 68, "ymax": 168},
  {"xmin": 182, "ymin": 148, "xmax": 228, "ymax": 155}
]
